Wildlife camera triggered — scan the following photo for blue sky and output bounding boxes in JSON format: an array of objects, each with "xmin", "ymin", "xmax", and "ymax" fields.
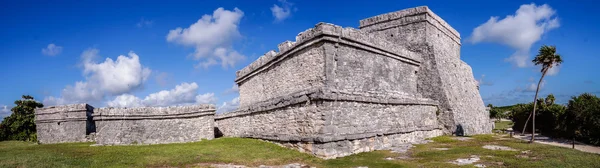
[{"xmin": 1, "ymin": 0, "xmax": 599, "ymax": 118}]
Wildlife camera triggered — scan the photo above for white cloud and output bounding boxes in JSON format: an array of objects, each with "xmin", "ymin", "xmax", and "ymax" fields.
[
  {"xmin": 468, "ymin": 3, "xmax": 559, "ymax": 67},
  {"xmin": 107, "ymin": 82, "xmax": 216, "ymax": 107},
  {"xmin": 476, "ymin": 74, "xmax": 494, "ymax": 86},
  {"xmin": 224, "ymin": 83, "xmax": 239, "ymax": 94},
  {"xmin": 41, "ymin": 43, "xmax": 63, "ymax": 56},
  {"xmin": 521, "ymin": 80, "xmax": 546, "ymax": 92},
  {"xmin": 44, "ymin": 49, "xmax": 152, "ymax": 106},
  {"xmin": 167, "ymin": 7, "xmax": 246, "ymax": 69},
  {"xmin": 106, "ymin": 94, "xmax": 143, "ymax": 107},
  {"xmin": 546, "ymin": 63, "xmax": 560, "ymax": 76},
  {"xmin": 271, "ymin": 0, "xmax": 293, "ymax": 22},
  {"xmin": 136, "ymin": 18, "xmax": 154, "ymax": 28},
  {"xmin": 0, "ymin": 105, "xmax": 11, "ymax": 119},
  {"xmin": 217, "ymin": 97, "xmax": 239, "ymax": 113}
]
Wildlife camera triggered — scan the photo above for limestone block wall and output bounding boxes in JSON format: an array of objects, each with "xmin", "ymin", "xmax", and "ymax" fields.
[
  {"xmin": 35, "ymin": 104, "xmax": 95, "ymax": 144},
  {"xmin": 93, "ymin": 105, "xmax": 215, "ymax": 145},
  {"xmin": 219, "ymin": 23, "xmax": 442, "ymax": 158},
  {"xmin": 359, "ymin": 6, "xmax": 492, "ymax": 135}
]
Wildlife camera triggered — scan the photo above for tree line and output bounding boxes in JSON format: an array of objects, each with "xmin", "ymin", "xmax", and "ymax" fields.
[{"xmin": 490, "ymin": 93, "xmax": 600, "ymax": 146}]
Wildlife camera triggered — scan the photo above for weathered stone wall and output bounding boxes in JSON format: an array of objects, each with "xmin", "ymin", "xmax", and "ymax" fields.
[
  {"xmin": 216, "ymin": 89, "xmax": 441, "ymax": 158},
  {"xmin": 93, "ymin": 105, "xmax": 215, "ymax": 145},
  {"xmin": 236, "ymin": 45, "xmax": 326, "ymax": 108},
  {"xmin": 359, "ymin": 6, "xmax": 492, "ymax": 135},
  {"xmin": 277, "ymin": 129, "xmax": 442, "ymax": 159},
  {"xmin": 35, "ymin": 104, "xmax": 95, "ymax": 144}
]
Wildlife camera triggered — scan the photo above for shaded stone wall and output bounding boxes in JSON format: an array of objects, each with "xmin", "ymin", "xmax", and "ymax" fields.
[
  {"xmin": 93, "ymin": 105, "xmax": 215, "ymax": 145},
  {"xmin": 35, "ymin": 104, "xmax": 95, "ymax": 144},
  {"xmin": 359, "ymin": 6, "xmax": 492, "ymax": 135}
]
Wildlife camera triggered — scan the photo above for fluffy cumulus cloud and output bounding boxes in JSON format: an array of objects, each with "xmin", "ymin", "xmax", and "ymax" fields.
[
  {"xmin": 468, "ymin": 3, "xmax": 559, "ymax": 68},
  {"xmin": 44, "ymin": 49, "xmax": 151, "ymax": 106},
  {"xmin": 270, "ymin": 0, "xmax": 294, "ymax": 22},
  {"xmin": 167, "ymin": 8, "xmax": 245, "ymax": 69},
  {"xmin": 41, "ymin": 43, "xmax": 63, "ymax": 56},
  {"xmin": 217, "ymin": 97, "xmax": 239, "ymax": 113},
  {"xmin": 107, "ymin": 82, "xmax": 216, "ymax": 107}
]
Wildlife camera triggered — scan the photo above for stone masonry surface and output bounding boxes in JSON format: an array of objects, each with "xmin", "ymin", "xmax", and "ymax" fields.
[
  {"xmin": 359, "ymin": 6, "xmax": 492, "ymax": 135},
  {"xmin": 93, "ymin": 105, "xmax": 215, "ymax": 145},
  {"xmin": 33, "ymin": 5, "xmax": 490, "ymax": 160},
  {"xmin": 35, "ymin": 104, "xmax": 95, "ymax": 144},
  {"xmin": 216, "ymin": 6, "xmax": 491, "ymax": 159}
]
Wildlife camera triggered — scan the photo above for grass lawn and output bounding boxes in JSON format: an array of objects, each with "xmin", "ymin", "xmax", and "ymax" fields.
[
  {"xmin": 493, "ymin": 120, "xmax": 514, "ymax": 131},
  {"xmin": 1, "ymin": 133, "xmax": 599, "ymax": 168}
]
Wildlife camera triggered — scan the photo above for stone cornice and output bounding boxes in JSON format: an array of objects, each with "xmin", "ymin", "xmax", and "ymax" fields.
[
  {"xmin": 359, "ymin": 6, "xmax": 461, "ymax": 45},
  {"xmin": 215, "ymin": 88, "xmax": 438, "ymax": 120},
  {"xmin": 237, "ymin": 127, "xmax": 440, "ymax": 143},
  {"xmin": 235, "ymin": 23, "xmax": 421, "ymax": 84},
  {"xmin": 92, "ymin": 105, "xmax": 215, "ymax": 120}
]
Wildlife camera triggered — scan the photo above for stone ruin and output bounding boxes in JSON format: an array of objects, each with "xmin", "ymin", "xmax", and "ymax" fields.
[
  {"xmin": 35, "ymin": 104, "xmax": 95, "ymax": 144},
  {"xmin": 34, "ymin": 6, "xmax": 491, "ymax": 159},
  {"xmin": 35, "ymin": 104, "xmax": 216, "ymax": 145},
  {"xmin": 93, "ymin": 105, "xmax": 215, "ymax": 145},
  {"xmin": 216, "ymin": 6, "xmax": 491, "ymax": 158}
]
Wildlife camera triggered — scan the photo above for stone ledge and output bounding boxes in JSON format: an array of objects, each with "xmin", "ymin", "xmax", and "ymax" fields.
[
  {"xmin": 235, "ymin": 126, "xmax": 440, "ymax": 143},
  {"xmin": 35, "ymin": 104, "xmax": 93, "ymax": 114},
  {"xmin": 93, "ymin": 104, "xmax": 215, "ymax": 116},
  {"xmin": 216, "ymin": 88, "xmax": 439, "ymax": 120},
  {"xmin": 359, "ymin": 6, "xmax": 460, "ymax": 41},
  {"xmin": 93, "ymin": 111, "xmax": 215, "ymax": 121},
  {"xmin": 35, "ymin": 119, "xmax": 87, "ymax": 123},
  {"xmin": 235, "ymin": 23, "xmax": 421, "ymax": 83}
]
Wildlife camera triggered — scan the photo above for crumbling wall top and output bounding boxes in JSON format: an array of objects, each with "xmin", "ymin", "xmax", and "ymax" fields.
[
  {"xmin": 35, "ymin": 103, "xmax": 93, "ymax": 114},
  {"xmin": 93, "ymin": 105, "xmax": 215, "ymax": 120},
  {"xmin": 235, "ymin": 22, "xmax": 422, "ymax": 83},
  {"xmin": 359, "ymin": 6, "xmax": 460, "ymax": 40}
]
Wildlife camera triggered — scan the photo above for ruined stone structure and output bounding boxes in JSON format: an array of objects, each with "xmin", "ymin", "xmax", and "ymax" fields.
[
  {"xmin": 215, "ymin": 6, "xmax": 491, "ymax": 158},
  {"xmin": 33, "ymin": 6, "xmax": 490, "ymax": 160},
  {"xmin": 35, "ymin": 104, "xmax": 216, "ymax": 145},
  {"xmin": 94, "ymin": 105, "xmax": 215, "ymax": 145},
  {"xmin": 35, "ymin": 104, "xmax": 96, "ymax": 144},
  {"xmin": 358, "ymin": 6, "xmax": 492, "ymax": 135}
]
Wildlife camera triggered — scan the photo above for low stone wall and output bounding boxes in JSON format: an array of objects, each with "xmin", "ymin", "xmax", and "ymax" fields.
[
  {"xmin": 216, "ymin": 89, "xmax": 441, "ymax": 158},
  {"xmin": 93, "ymin": 105, "xmax": 215, "ymax": 145},
  {"xmin": 35, "ymin": 104, "xmax": 95, "ymax": 144}
]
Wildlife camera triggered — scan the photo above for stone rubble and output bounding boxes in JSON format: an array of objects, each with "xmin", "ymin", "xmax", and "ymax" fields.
[
  {"xmin": 482, "ymin": 145, "xmax": 518, "ymax": 151},
  {"xmin": 449, "ymin": 155, "xmax": 480, "ymax": 165}
]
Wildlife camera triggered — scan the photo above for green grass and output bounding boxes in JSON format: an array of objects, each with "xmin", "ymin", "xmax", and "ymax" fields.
[
  {"xmin": 1, "ymin": 134, "xmax": 599, "ymax": 168},
  {"xmin": 494, "ymin": 120, "xmax": 514, "ymax": 131}
]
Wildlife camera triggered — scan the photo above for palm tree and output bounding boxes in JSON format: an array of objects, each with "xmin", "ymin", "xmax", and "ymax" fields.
[
  {"xmin": 520, "ymin": 45, "xmax": 563, "ymax": 143},
  {"xmin": 545, "ymin": 94, "xmax": 556, "ymax": 105}
]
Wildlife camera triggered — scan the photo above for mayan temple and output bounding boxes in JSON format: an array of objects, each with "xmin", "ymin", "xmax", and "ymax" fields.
[
  {"xmin": 215, "ymin": 6, "xmax": 491, "ymax": 158},
  {"xmin": 34, "ymin": 6, "xmax": 491, "ymax": 159}
]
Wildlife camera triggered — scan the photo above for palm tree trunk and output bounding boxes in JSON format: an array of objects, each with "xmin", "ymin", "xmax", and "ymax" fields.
[
  {"xmin": 521, "ymin": 111, "xmax": 532, "ymax": 135},
  {"xmin": 530, "ymin": 68, "xmax": 548, "ymax": 143}
]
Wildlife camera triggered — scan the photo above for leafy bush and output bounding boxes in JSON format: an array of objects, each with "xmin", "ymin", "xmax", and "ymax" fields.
[
  {"xmin": 510, "ymin": 93, "xmax": 600, "ymax": 146},
  {"xmin": 564, "ymin": 93, "xmax": 600, "ymax": 145},
  {"xmin": 0, "ymin": 95, "xmax": 43, "ymax": 142}
]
